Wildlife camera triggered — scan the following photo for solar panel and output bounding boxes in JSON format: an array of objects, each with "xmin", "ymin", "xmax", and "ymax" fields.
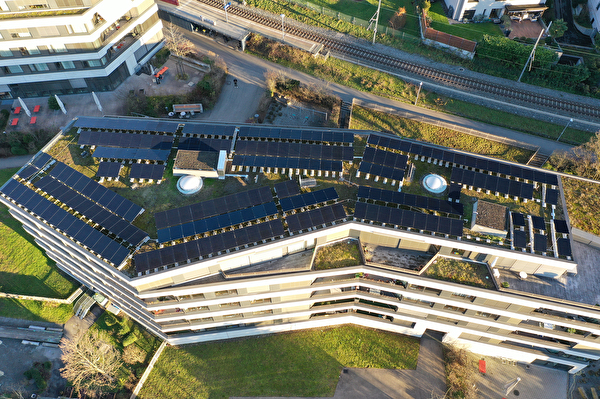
[
  {"xmin": 545, "ymin": 188, "xmax": 559, "ymax": 205},
  {"xmin": 553, "ymin": 219, "xmax": 569, "ymax": 234},
  {"xmin": 513, "ymin": 230, "xmax": 527, "ymax": 248},
  {"xmin": 362, "ymin": 147, "xmax": 408, "ymax": 170},
  {"xmin": 274, "ymin": 180, "xmax": 301, "ymax": 199},
  {"xmin": 448, "ymin": 183, "xmax": 461, "ymax": 201},
  {"xmin": 285, "ymin": 203, "xmax": 346, "ymax": 232},
  {"xmin": 78, "ymin": 130, "xmax": 174, "ymax": 150},
  {"xmin": 75, "ymin": 116, "xmax": 179, "ymax": 133},
  {"xmin": 280, "ymin": 187, "xmax": 338, "ymax": 212},
  {"xmin": 237, "ymin": 127, "xmax": 353, "ymax": 143},
  {"xmin": 49, "ymin": 162, "xmax": 142, "ymax": 222},
  {"xmin": 92, "ymin": 146, "xmax": 171, "ymax": 162},
  {"xmin": 557, "ymin": 238, "xmax": 572, "ymax": 257},
  {"xmin": 232, "ymin": 155, "xmax": 343, "ymax": 172},
  {"xmin": 32, "ymin": 152, "xmax": 52, "ymax": 169},
  {"xmin": 451, "ymin": 168, "xmax": 534, "ymax": 199},
  {"xmin": 129, "ymin": 163, "xmax": 165, "ymax": 180},
  {"xmin": 534, "ymin": 234, "xmax": 547, "ymax": 252},
  {"xmin": 97, "ymin": 162, "xmax": 122, "ymax": 178},
  {"xmin": 154, "ymin": 186, "xmax": 274, "ymax": 230},
  {"xmin": 179, "ymin": 137, "xmax": 231, "ymax": 152},
  {"xmin": 531, "ymin": 216, "xmax": 546, "ymax": 231},
  {"xmin": 17, "ymin": 165, "xmax": 39, "ymax": 180},
  {"xmin": 511, "ymin": 213, "xmax": 526, "ymax": 227},
  {"xmin": 181, "ymin": 123, "xmax": 236, "ymax": 136},
  {"xmin": 356, "ymin": 186, "xmax": 463, "ymax": 216}
]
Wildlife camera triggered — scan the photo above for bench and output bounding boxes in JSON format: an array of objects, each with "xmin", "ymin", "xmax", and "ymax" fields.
[
  {"xmin": 33, "ymin": 105, "xmax": 41, "ymax": 113},
  {"xmin": 173, "ymin": 103, "xmax": 203, "ymax": 114},
  {"xmin": 11, "ymin": 118, "xmax": 18, "ymax": 126},
  {"xmin": 155, "ymin": 66, "xmax": 168, "ymax": 79},
  {"xmin": 14, "ymin": 106, "xmax": 21, "ymax": 115},
  {"xmin": 30, "ymin": 116, "xmax": 37, "ymax": 125}
]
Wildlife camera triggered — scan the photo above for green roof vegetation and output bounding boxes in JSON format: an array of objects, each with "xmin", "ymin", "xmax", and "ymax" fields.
[
  {"xmin": 314, "ymin": 240, "xmax": 362, "ymax": 270},
  {"xmin": 562, "ymin": 177, "xmax": 600, "ymax": 236},
  {"xmin": 0, "ymin": 8, "xmax": 86, "ymax": 19},
  {"xmin": 424, "ymin": 257, "xmax": 495, "ymax": 289},
  {"xmin": 140, "ymin": 325, "xmax": 420, "ymax": 399}
]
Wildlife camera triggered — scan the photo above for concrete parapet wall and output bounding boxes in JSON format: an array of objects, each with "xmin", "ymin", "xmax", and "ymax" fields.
[{"xmin": 571, "ymin": 227, "xmax": 600, "ymax": 249}]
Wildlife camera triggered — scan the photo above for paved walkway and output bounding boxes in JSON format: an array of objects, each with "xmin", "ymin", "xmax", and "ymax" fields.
[{"xmin": 231, "ymin": 331, "xmax": 446, "ymax": 399}]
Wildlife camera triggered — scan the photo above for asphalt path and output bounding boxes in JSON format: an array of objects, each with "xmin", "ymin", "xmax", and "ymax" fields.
[{"xmin": 187, "ymin": 32, "xmax": 574, "ymax": 155}]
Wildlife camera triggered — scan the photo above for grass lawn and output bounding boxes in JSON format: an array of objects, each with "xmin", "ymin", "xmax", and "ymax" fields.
[
  {"xmin": 562, "ymin": 177, "xmax": 600, "ymax": 236},
  {"xmin": 349, "ymin": 106, "xmax": 533, "ymax": 163},
  {"xmin": 424, "ymin": 257, "xmax": 494, "ymax": 289},
  {"xmin": 314, "ymin": 240, "xmax": 362, "ymax": 269},
  {"xmin": 428, "ymin": 2, "xmax": 503, "ymax": 42},
  {"xmin": 140, "ymin": 325, "xmax": 420, "ymax": 399},
  {"xmin": 0, "ymin": 168, "xmax": 79, "ymax": 298},
  {"xmin": 0, "ymin": 298, "xmax": 73, "ymax": 324}
]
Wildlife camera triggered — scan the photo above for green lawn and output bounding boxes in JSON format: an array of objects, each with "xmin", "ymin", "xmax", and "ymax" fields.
[
  {"xmin": 562, "ymin": 178, "xmax": 600, "ymax": 236},
  {"xmin": 0, "ymin": 298, "xmax": 73, "ymax": 324},
  {"xmin": 140, "ymin": 325, "xmax": 420, "ymax": 399},
  {"xmin": 0, "ymin": 168, "xmax": 79, "ymax": 298},
  {"xmin": 428, "ymin": 2, "xmax": 503, "ymax": 42}
]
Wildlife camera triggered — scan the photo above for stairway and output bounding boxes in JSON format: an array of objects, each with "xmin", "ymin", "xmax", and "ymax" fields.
[
  {"xmin": 339, "ymin": 101, "xmax": 352, "ymax": 129},
  {"xmin": 527, "ymin": 149, "xmax": 552, "ymax": 168}
]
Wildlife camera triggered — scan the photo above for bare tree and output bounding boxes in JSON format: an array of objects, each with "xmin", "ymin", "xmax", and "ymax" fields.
[
  {"xmin": 60, "ymin": 329, "xmax": 122, "ymax": 396},
  {"xmin": 163, "ymin": 22, "xmax": 195, "ymax": 79}
]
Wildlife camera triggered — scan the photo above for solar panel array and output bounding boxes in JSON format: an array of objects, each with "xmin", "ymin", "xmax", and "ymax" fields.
[
  {"xmin": 157, "ymin": 202, "xmax": 278, "ymax": 243},
  {"xmin": 17, "ymin": 152, "xmax": 53, "ymax": 180},
  {"xmin": 135, "ymin": 219, "xmax": 285, "ymax": 273},
  {"xmin": 232, "ymin": 156, "xmax": 343, "ymax": 172},
  {"xmin": 357, "ymin": 186, "xmax": 463, "ymax": 216},
  {"xmin": 557, "ymin": 238, "xmax": 572, "ymax": 257},
  {"xmin": 35, "ymin": 176, "xmax": 148, "ymax": 246},
  {"xmin": 0, "ymin": 179, "xmax": 130, "ymax": 265},
  {"xmin": 49, "ymin": 162, "xmax": 142, "ymax": 222},
  {"xmin": 179, "ymin": 137, "xmax": 231, "ymax": 152},
  {"xmin": 285, "ymin": 203, "xmax": 347, "ymax": 232},
  {"xmin": 237, "ymin": 126, "xmax": 353, "ymax": 143},
  {"xmin": 451, "ymin": 168, "xmax": 534, "ymax": 199},
  {"xmin": 362, "ymin": 147, "xmax": 408, "ymax": 170},
  {"xmin": 92, "ymin": 147, "xmax": 171, "ymax": 162},
  {"xmin": 130, "ymin": 163, "xmax": 165, "ymax": 180},
  {"xmin": 368, "ymin": 134, "xmax": 559, "ymax": 185},
  {"xmin": 181, "ymin": 124, "xmax": 236, "ymax": 136},
  {"xmin": 354, "ymin": 202, "xmax": 463, "ymax": 236},
  {"xmin": 75, "ymin": 116, "xmax": 179, "ymax": 134},
  {"xmin": 235, "ymin": 141, "xmax": 353, "ymax": 161},
  {"xmin": 154, "ymin": 186, "xmax": 273, "ymax": 230},
  {"xmin": 545, "ymin": 188, "xmax": 559, "ymax": 206},
  {"xmin": 274, "ymin": 180, "xmax": 300, "ymax": 199},
  {"xmin": 358, "ymin": 163, "xmax": 405, "ymax": 181},
  {"xmin": 78, "ymin": 131, "xmax": 174, "ymax": 150},
  {"xmin": 280, "ymin": 187, "xmax": 338, "ymax": 212},
  {"xmin": 97, "ymin": 162, "xmax": 122, "ymax": 178}
]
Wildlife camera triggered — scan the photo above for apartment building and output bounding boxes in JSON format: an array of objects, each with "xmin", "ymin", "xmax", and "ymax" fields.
[
  {"xmin": 2, "ymin": 118, "xmax": 599, "ymax": 375},
  {"xmin": 0, "ymin": 0, "xmax": 164, "ymax": 99},
  {"xmin": 444, "ymin": 0, "xmax": 547, "ymax": 22}
]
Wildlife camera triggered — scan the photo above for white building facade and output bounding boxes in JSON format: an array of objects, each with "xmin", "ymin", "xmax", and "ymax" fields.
[
  {"xmin": 0, "ymin": 0, "xmax": 164, "ymax": 99},
  {"xmin": 444, "ymin": 0, "xmax": 547, "ymax": 22}
]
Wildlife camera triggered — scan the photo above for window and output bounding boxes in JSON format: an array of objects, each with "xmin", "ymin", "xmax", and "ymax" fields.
[
  {"xmin": 30, "ymin": 63, "xmax": 49, "ymax": 71},
  {"xmin": 37, "ymin": 26, "xmax": 59, "ymax": 37},
  {"xmin": 443, "ymin": 305, "xmax": 468, "ymax": 313},
  {"xmin": 451, "ymin": 292, "xmax": 476, "ymax": 301},
  {"xmin": 50, "ymin": 44, "xmax": 67, "ymax": 53},
  {"xmin": 251, "ymin": 298, "xmax": 271, "ymax": 305},
  {"xmin": 27, "ymin": 46, "xmax": 40, "ymax": 55},
  {"xmin": 475, "ymin": 311, "xmax": 500, "ymax": 320},
  {"xmin": 60, "ymin": 61, "xmax": 76, "ymax": 69},
  {"xmin": 84, "ymin": 59, "xmax": 102, "ymax": 67},
  {"xmin": 9, "ymin": 28, "xmax": 32, "ymax": 38},
  {"xmin": 0, "ymin": 50, "xmax": 12, "ymax": 57},
  {"xmin": 5, "ymin": 65, "xmax": 23, "ymax": 74},
  {"xmin": 219, "ymin": 302, "xmax": 240, "ymax": 308},
  {"xmin": 67, "ymin": 24, "xmax": 88, "ymax": 34}
]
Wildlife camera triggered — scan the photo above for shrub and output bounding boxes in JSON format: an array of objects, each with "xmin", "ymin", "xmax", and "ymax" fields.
[
  {"xmin": 105, "ymin": 314, "xmax": 118, "ymax": 326},
  {"xmin": 501, "ymin": 282, "xmax": 510, "ymax": 288},
  {"xmin": 389, "ymin": 7, "xmax": 407, "ymax": 30},
  {"xmin": 122, "ymin": 344, "xmax": 147, "ymax": 364},
  {"xmin": 0, "ymin": 109, "xmax": 9, "ymax": 131},
  {"xmin": 123, "ymin": 331, "xmax": 140, "ymax": 347},
  {"xmin": 48, "ymin": 95, "xmax": 60, "ymax": 111},
  {"xmin": 24, "ymin": 362, "xmax": 51, "ymax": 391}
]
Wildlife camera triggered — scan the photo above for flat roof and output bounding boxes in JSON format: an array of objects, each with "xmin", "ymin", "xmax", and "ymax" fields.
[{"xmin": 173, "ymin": 150, "xmax": 218, "ymax": 171}]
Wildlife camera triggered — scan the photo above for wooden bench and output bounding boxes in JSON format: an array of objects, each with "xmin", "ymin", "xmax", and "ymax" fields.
[
  {"xmin": 14, "ymin": 106, "xmax": 21, "ymax": 115},
  {"xmin": 33, "ymin": 105, "xmax": 41, "ymax": 113},
  {"xmin": 11, "ymin": 118, "xmax": 18, "ymax": 126},
  {"xmin": 30, "ymin": 116, "xmax": 37, "ymax": 125}
]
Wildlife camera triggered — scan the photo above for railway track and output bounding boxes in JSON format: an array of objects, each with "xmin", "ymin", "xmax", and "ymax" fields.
[{"xmin": 197, "ymin": 0, "xmax": 600, "ymax": 119}]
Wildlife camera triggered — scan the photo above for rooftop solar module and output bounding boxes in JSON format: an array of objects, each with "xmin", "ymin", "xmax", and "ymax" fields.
[
  {"xmin": 235, "ymin": 141, "xmax": 353, "ymax": 161},
  {"xmin": 31, "ymin": 152, "xmax": 53, "ymax": 169},
  {"xmin": 280, "ymin": 187, "xmax": 338, "ymax": 212},
  {"xmin": 368, "ymin": 133, "xmax": 559, "ymax": 185},
  {"xmin": 97, "ymin": 162, "xmax": 122, "ymax": 178},
  {"xmin": 274, "ymin": 180, "xmax": 301, "ymax": 199},
  {"xmin": 179, "ymin": 137, "xmax": 232, "ymax": 152},
  {"xmin": 557, "ymin": 238, "xmax": 572, "ymax": 257},
  {"xmin": 0, "ymin": 179, "xmax": 131, "ymax": 265},
  {"xmin": 135, "ymin": 219, "xmax": 285, "ymax": 273},
  {"xmin": 129, "ymin": 163, "xmax": 165, "ymax": 180},
  {"xmin": 284, "ymin": 202, "xmax": 347, "ymax": 232},
  {"xmin": 534, "ymin": 234, "xmax": 547, "ymax": 252},
  {"xmin": 34, "ymin": 175, "xmax": 148, "ymax": 246},
  {"xmin": 451, "ymin": 168, "xmax": 534, "ymax": 199},
  {"xmin": 17, "ymin": 165, "xmax": 40, "ymax": 180},
  {"xmin": 545, "ymin": 188, "xmax": 559, "ymax": 206},
  {"xmin": 92, "ymin": 146, "xmax": 171, "ymax": 162},
  {"xmin": 511, "ymin": 213, "xmax": 526, "ymax": 227},
  {"xmin": 157, "ymin": 202, "xmax": 278, "ymax": 243},
  {"xmin": 75, "ymin": 116, "xmax": 179, "ymax": 134},
  {"xmin": 553, "ymin": 219, "xmax": 570, "ymax": 234},
  {"xmin": 362, "ymin": 147, "xmax": 408, "ymax": 170},
  {"xmin": 354, "ymin": 202, "xmax": 463, "ymax": 236},
  {"xmin": 78, "ymin": 130, "xmax": 174, "ymax": 150},
  {"xmin": 531, "ymin": 216, "xmax": 546, "ymax": 231},
  {"xmin": 181, "ymin": 124, "xmax": 236, "ymax": 136},
  {"xmin": 513, "ymin": 230, "xmax": 527, "ymax": 248},
  {"xmin": 155, "ymin": 186, "xmax": 273, "ymax": 230},
  {"xmin": 232, "ymin": 155, "xmax": 343, "ymax": 172},
  {"xmin": 237, "ymin": 126, "xmax": 354, "ymax": 143},
  {"xmin": 49, "ymin": 162, "xmax": 142, "ymax": 222},
  {"xmin": 357, "ymin": 186, "xmax": 463, "ymax": 216},
  {"xmin": 448, "ymin": 183, "xmax": 462, "ymax": 201},
  {"xmin": 358, "ymin": 162, "xmax": 405, "ymax": 182}
]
